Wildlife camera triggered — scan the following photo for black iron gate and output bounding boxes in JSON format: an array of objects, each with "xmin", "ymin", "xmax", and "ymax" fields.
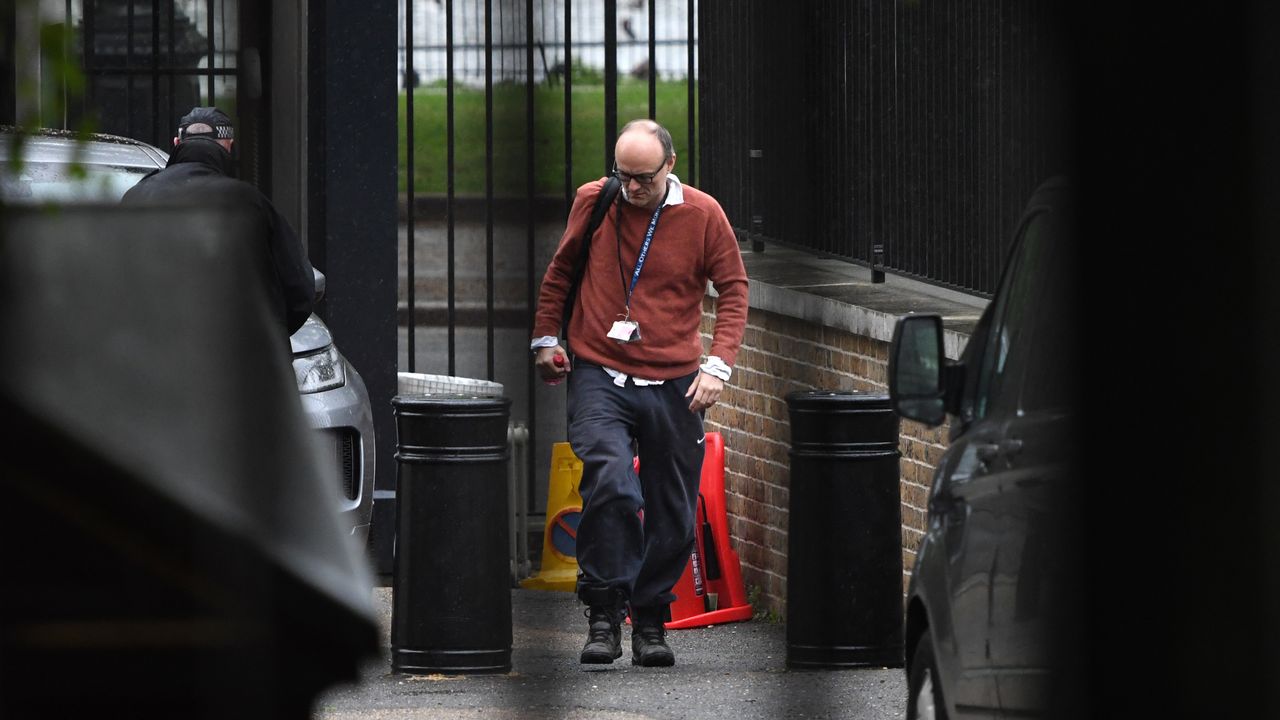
[
  {"xmin": 18, "ymin": 1, "xmax": 274, "ymax": 190},
  {"xmin": 14, "ymin": 0, "xmax": 1071, "ymax": 575},
  {"xmin": 398, "ymin": 0, "xmax": 699, "ymax": 551}
]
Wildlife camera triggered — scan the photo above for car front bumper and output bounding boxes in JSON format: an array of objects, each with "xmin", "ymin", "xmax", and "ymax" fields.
[{"xmin": 298, "ymin": 360, "xmax": 375, "ymax": 544}]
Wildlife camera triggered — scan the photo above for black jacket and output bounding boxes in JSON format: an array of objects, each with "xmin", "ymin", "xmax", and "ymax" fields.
[{"xmin": 121, "ymin": 139, "xmax": 315, "ymax": 336}]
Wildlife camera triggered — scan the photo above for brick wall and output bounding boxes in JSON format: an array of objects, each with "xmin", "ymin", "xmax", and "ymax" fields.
[{"xmin": 702, "ymin": 300, "xmax": 953, "ymax": 617}]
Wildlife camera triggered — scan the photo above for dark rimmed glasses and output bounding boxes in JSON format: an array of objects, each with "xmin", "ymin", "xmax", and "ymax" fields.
[{"xmin": 612, "ymin": 160, "xmax": 667, "ymax": 186}]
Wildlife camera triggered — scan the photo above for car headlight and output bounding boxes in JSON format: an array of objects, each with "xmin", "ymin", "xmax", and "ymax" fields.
[{"xmin": 293, "ymin": 346, "xmax": 346, "ymax": 394}]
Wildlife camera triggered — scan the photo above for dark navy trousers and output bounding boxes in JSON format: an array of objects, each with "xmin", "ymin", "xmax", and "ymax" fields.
[{"xmin": 567, "ymin": 362, "xmax": 705, "ymax": 611}]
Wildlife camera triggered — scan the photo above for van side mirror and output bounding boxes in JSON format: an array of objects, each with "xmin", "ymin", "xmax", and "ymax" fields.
[
  {"xmin": 312, "ymin": 268, "xmax": 326, "ymax": 303},
  {"xmin": 889, "ymin": 314, "xmax": 947, "ymax": 426}
]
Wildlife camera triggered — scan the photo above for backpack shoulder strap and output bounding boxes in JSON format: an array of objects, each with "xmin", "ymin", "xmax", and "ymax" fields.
[
  {"xmin": 561, "ymin": 176, "xmax": 622, "ymax": 345},
  {"xmin": 586, "ymin": 176, "xmax": 621, "ymax": 237}
]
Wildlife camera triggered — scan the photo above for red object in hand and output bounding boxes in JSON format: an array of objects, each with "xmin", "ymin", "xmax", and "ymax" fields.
[{"xmin": 553, "ymin": 354, "xmax": 566, "ymax": 368}]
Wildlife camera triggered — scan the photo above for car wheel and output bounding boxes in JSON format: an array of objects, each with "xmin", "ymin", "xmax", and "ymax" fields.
[{"xmin": 907, "ymin": 632, "xmax": 948, "ymax": 720}]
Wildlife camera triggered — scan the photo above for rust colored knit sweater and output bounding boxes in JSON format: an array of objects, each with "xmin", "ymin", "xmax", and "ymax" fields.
[{"xmin": 533, "ymin": 176, "xmax": 749, "ymax": 380}]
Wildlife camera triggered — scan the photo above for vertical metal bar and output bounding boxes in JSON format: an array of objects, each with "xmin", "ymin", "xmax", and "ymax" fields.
[
  {"xmin": 873, "ymin": 0, "xmax": 890, "ymax": 282},
  {"xmin": 126, "ymin": 0, "xmax": 134, "ymax": 138},
  {"xmin": 564, "ymin": 0, "xmax": 574, "ymax": 208},
  {"xmin": 647, "ymin": 0, "xmax": 655, "ymax": 118},
  {"xmin": 908, "ymin": 1, "xmax": 917, "ymax": 276},
  {"xmin": 997, "ymin": 0, "xmax": 1005, "ymax": 291},
  {"xmin": 961, "ymin": 2, "xmax": 970, "ymax": 290},
  {"xmin": 520, "ymin": 0, "xmax": 536, "ymax": 391},
  {"xmin": 84, "ymin": 0, "xmax": 95, "ymax": 119},
  {"xmin": 167, "ymin": 0, "xmax": 175, "ymax": 143},
  {"xmin": 522, "ymin": 0, "xmax": 537, "ymax": 517},
  {"xmin": 604, "ymin": 0, "xmax": 617, "ymax": 172},
  {"xmin": 862, "ymin": 0, "xmax": 871, "ymax": 262},
  {"xmin": 65, "ymin": 0, "xmax": 73, "ymax": 129},
  {"xmin": 483, "ymin": 0, "xmax": 494, "ymax": 381},
  {"xmin": 929, "ymin": 0, "xmax": 937, "ymax": 285},
  {"xmin": 687, "ymin": 0, "xmax": 695, "ymax": 186},
  {"xmin": 524, "ymin": 0, "xmax": 534, "ymax": 185},
  {"xmin": 406, "ymin": 0, "xmax": 416, "ymax": 373},
  {"xmin": 151, "ymin": 0, "xmax": 160, "ymax": 147},
  {"xmin": 982, "ymin": 0, "xmax": 991, "ymax": 291},
  {"xmin": 750, "ymin": 148, "xmax": 763, "ymax": 252},
  {"xmin": 994, "ymin": 0, "xmax": 1003, "ymax": 291},
  {"xmin": 871, "ymin": 0, "xmax": 881, "ymax": 269},
  {"xmin": 447, "ymin": 0, "xmax": 458, "ymax": 376},
  {"xmin": 206, "ymin": 0, "xmax": 214, "ymax": 103},
  {"xmin": 745, "ymin": 6, "xmax": 758, "ymax": 251},
  {"xmin": 818, "ymin": 0, "xmax": 828, "ymax": 253}
]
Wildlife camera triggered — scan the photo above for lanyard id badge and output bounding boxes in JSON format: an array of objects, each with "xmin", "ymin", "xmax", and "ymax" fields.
[
  {"xmin": 607, "ymin": 316, "xmax": 641, "ymax": 342},
  {"xmin": 607, "ymin": 200, "xmax": 664, "ymax": 344}
]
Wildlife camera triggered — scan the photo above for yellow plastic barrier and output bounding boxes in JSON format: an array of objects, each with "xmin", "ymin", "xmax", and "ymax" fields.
[{"xmin": 519, "ymin": 442, "xmax": 584, "ymax": 591}]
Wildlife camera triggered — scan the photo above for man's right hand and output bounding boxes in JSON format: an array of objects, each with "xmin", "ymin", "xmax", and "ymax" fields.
[{"xmin": 535, "ymin": 346, "xmax": 571, "ymax": 385}]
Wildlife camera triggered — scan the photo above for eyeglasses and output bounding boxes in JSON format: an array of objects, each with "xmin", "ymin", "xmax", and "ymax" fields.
[{"xmin": 612, "ymin": 160, "xmax": 667, "ymax": 186}]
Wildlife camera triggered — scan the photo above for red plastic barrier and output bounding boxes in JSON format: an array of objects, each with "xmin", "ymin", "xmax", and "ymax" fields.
[
  {"xmin": 666, "ymin": 431, "xmax": 753, "ymax": 628},
  {"xmin": 626, "ymin": 432, "xmax": 753, "ymax": 629}
]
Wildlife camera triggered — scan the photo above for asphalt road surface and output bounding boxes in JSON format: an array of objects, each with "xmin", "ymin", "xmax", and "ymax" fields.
[{"xmin": 312, "ymin": 587, "xmax": 906, "ymax": 720}]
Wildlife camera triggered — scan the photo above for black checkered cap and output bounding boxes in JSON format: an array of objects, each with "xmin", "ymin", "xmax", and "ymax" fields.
[{"xmin": 177, "ymin": 106, "xmax": 235, "ymax": 141}]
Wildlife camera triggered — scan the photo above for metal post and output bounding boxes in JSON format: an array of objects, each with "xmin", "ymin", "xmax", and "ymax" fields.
[
  {"xmin": 648, "ymin": 0, "xmax": 656, "ymax": 118},
  {"xmin": 605, "ymin": 0, "xmax": 618, "ymax": 172},
  {"xmin": 405, "ymin": 0, "xmax": 416, "ymax": 373},
  {"xmin": 447, "ymin": 0, "xmax": 459, "ymax": 376},
  {"xmin": 750, "ymin": 148, "xmax": 764, "ymax": 252},
  {"xmin": 687, "ymin": 0, "xmax": 697, "ymax": 186}
]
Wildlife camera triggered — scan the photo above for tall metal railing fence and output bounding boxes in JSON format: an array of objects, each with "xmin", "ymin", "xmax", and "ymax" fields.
[
  {"xmin": 400, "ymin": 0, "xmax": 699, "ymax": 518},
  {"xmin": 398, "ymin": 0, "xmax": 1067, "ymax": 522},
  {"xmin": 25, "ymin": 1, "xmax": 266, "ymax": 189},
  {"xmin": 699, "ymin": 0, "xmax": 1069, "ymax": 297}
]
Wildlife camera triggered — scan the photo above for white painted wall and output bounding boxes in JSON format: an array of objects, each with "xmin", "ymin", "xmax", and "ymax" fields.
[{"xmin": 397, "ymin": 0, "xmax": 698, "ymax": 87}]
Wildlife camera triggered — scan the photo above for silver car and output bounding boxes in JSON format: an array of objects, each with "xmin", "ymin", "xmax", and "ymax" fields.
[{"xmin": 1, "ymin": 127, "xmax": 375, "ymax": 542}]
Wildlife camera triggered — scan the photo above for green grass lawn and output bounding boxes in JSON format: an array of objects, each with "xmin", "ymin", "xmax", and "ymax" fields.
[{"xmin": 397, "ymin": 80, "xmax": 697, "ymax": 196}]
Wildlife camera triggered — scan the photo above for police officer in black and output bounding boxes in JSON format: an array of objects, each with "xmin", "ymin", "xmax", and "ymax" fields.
[{"xmin": 122, "ymin": 106, "xmax": 314, "ymax": 337}]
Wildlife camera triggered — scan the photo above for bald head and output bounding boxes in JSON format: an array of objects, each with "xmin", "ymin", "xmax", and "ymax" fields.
[
  {"xmin": 618, "ymin": 119, "xmax": 674, "ymax": 162},
  {"xmin": 173, "ymin": 122, "xmax": 234, "ymax": 153},
  {"xmin": 615, "ymin": 119, "xmax": 676, "ymax": 208}
]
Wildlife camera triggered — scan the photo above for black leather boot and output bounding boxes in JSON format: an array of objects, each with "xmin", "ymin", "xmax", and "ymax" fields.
[
  {"xmin": 579, "ymin": 587, "xmax": 624, "ymax": 664},
  {"xmin": 580, "ymin": 606, "xmax": 623, "ymax": 664},
  {"xmin": 629, "ymin": 605, "xmax": 675, "ymax": 667}
]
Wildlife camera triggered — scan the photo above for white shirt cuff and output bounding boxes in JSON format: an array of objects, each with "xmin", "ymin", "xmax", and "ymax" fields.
[
  {"xmin": 700, "ymin": 355, "xmax": 732, "ymax": 382},
  {"xmin": 530, "ymin": 336, "xmax": 559, "ymax": 351}
]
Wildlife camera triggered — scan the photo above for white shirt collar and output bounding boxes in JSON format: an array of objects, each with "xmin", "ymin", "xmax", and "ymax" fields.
[{"xmin": 663, "ymin": 173, "xmax": 685, "ymax": 206}]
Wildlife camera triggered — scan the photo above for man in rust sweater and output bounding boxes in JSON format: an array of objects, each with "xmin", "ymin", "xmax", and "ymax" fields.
[{"xmin": 531, "ymin": 119, "xmax": 748, "ymax": 667}]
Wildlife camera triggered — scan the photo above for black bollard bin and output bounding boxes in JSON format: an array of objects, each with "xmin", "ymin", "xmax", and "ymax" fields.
[
  {"xmin": 390, "ymin": 393, "xmax": 513, "ymax": 674},
  {"xmin": 785, "ymin": 390, "xmax": 904, "ymax": 669}
]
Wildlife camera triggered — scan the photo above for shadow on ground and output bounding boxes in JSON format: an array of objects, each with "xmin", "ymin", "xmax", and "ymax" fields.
[{"xmin": 312, "ymin": 587, "xmax": 905, "ymax": 720}]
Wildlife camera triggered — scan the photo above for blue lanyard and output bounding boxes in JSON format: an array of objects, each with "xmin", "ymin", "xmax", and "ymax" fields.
[{"xmin": 623, "ymin": 201, "xmax": 665, "ymax": 310}]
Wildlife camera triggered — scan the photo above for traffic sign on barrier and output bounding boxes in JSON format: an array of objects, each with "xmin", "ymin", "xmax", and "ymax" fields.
[
  {"xmin": 520, "ymin": 444, "xmax": 584, "ymax": 591},
  {"xmin": 547, "ymin": 507, "xmax": 582, "ymax": 561}
]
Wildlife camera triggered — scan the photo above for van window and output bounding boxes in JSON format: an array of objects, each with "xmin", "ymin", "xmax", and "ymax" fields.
[
  {"xmin": 1018, "ymin": 215, "xmax": 1075, "ymax": 413},
  {"xmin": 974, "ymin": 208, "xmax": 1053, "ymax": 420}
]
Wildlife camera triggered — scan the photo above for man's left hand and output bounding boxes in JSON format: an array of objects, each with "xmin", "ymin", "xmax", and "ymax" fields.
[{"xmin": 685, "ymin": 371, "xmax": 724, "ymax": 412}]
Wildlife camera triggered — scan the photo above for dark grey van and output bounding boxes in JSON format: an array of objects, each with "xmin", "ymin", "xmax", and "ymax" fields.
[{"xmin": 889, "ymin": 178, "xmax": 1076, "ymax": 719}]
